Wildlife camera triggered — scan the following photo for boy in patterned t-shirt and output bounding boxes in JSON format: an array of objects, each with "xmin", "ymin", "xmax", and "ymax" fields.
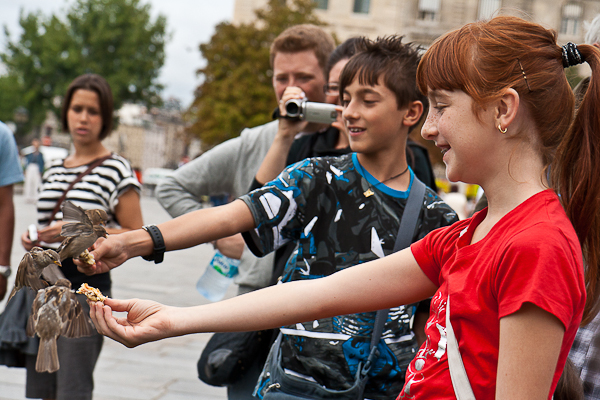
[
  {"xmin": 79, "ymin": 36, "xmax": 457, "ymax": 399},
  {"xmin": 239, "ymin": 36, "xmax": 458, "ymax": 399}
]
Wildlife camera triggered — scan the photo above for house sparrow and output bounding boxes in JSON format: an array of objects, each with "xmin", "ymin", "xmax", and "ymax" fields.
[
  {"xmin": 57, "ymin": 226, "xmax": 107, "ymax": 263},
  {"xmin": 8, "ymin": 247, "xmax": 61, "ymax": 302},
  {"xmin": 58, "ymin": 201, "xmax": 108, "ymax": 263},
  {"xmin": 27, "ymin": 279, "xmax": 94, "ymax": 373},
  {"xmin": 61, "ymin": 200, "xmax": 108, "ymax": 228}
]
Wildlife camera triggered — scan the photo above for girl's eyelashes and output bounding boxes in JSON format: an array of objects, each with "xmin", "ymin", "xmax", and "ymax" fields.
[{"xmin": 432, "ymin": 103, "xmax": 448, "ymax": 112}]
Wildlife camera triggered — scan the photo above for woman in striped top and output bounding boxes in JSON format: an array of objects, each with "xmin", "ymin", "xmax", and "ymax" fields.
[{"xmin": 20, "ymin": 74, "xmax": 143, "ymax": 400}]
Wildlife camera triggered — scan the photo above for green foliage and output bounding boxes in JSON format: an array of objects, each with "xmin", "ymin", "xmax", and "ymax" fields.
[
  {"xmin": 187, "ymin": 0, "xmax": 326, "ymax": 147},
  {"xmin": 0, "ymin": 75, "xmax": 22, "ymax": 124},
  {"xmin": 1, "ymin": 0, "xmax": 168, "ymax": 134}
]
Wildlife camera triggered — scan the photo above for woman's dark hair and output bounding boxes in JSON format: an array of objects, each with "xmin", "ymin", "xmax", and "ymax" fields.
[
  {"xmin": 325, "ymin": 37, "xmax": 361, "ymax": 80},
  {"xmin": 61, "ymin": 74, "xmax": 114, "ymax": 140}
]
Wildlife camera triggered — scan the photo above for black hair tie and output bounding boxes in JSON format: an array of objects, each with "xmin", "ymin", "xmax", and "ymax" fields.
[{"xmin": 562, "ymin": 42, "xmax": 585, "ymax": 68}]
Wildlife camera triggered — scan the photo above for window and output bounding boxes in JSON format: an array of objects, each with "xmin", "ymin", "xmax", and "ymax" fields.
[
  {"xmin": 418, "ymin": 0, "xmax": 441, "ymax": 21},
  {"xmin": 560, "ymin": 3, "xmax": 582, "ymax": 35},
  {"xmin": 478, "ymin": 0, "xmax": 501, "ymax": 20},
  {"xmin": 314, "ymin": 0, "xmax": 328, "ymax": 9},
  {"xmin": 353, "ymin": 0, "xmax": 370, "ymax": 14}
]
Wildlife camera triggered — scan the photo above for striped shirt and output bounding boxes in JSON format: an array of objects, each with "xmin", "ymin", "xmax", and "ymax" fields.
[
  {"xmin": 36, "ymin": 153, "xmax": 141, "ymax": 293},
  {"xmin": 37, "ymin": 153, "xmax": 141, "ymax": 246}
]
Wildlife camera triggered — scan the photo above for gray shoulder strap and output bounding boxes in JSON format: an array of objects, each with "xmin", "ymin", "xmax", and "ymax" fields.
[
  {"xmin": 393, "ymin": 177, "xmax": 426, "ymax": 252},
  {"xmin": 359, "ymin": 176, "xmax": 428, "ymax": 399}
]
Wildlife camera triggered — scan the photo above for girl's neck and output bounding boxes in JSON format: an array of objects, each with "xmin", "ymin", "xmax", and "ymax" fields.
[
  {"xmin": 65, "ymin": 142, "xmax": 110, "ymax": 168},
  {"xmin": 472, "ymin": 158, "xmax": 548, "ymax": 244}
]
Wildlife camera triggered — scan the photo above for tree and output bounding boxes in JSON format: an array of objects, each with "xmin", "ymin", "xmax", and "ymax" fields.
[
  {"xmin": 187, "ymin": 0, "xmax": 327, "ymax": 147},
  {"xmin": 1, "ymin": 0, "xmax": 168, "ymax": 134}
]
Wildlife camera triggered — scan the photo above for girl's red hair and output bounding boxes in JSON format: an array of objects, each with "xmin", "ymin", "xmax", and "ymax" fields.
[{"xmin": 417, "ymin": 16, "xmax": 600, "ymax": 325}]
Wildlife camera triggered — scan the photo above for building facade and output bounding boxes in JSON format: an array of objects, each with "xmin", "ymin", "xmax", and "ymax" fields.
[{"xmin": 233, "ymin": 0, "xmax": 600, "ymax": 47}]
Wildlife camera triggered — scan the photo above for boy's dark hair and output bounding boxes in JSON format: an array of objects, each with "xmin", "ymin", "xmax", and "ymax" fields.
[
  {"xmin": 340, "ymin": 36, "xmax": 428, "ymax": 115},
  {"xmin": 325, "ymin": 37, "xmax": 361, "ymax": 80},
  {"xmin": 62, "ymin": 74, "xmax": 114, "ymax": 140}
]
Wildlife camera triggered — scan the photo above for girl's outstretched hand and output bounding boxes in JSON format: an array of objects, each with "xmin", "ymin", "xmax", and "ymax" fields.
[{"xmin": 89, "ymin": 298, "xmax": 174, "ymax": 348}]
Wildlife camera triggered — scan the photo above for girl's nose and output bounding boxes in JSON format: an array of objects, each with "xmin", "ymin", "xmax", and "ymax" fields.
[{"xmin": 421, "ymin": 111, "xmax": 437, "ymax": 141}]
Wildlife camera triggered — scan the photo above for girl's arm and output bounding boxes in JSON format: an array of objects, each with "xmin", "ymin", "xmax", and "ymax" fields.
[
  {"xmin": 496, "ymin": 303, "xmax": 565, "ymax": 400},
  {"xmin": 77, "ymin": 199, "xmax": 255, "ymax": 274},
  {"xmin": 89, "ymin": 247, "xmax": 438, "ymax": 347},
  {"xmin": 106, "ymin": 188, "xmax": 143, "ymax": 234}
]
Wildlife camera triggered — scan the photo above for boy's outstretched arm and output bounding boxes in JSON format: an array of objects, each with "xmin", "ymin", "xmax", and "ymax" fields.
[
  {"xmin": 77, "ymin": 200, "xmax": 255, "ymax": 275},
  {"xmin": 89, "ymin": 247, "xmax": 438, "ymax": 347}
]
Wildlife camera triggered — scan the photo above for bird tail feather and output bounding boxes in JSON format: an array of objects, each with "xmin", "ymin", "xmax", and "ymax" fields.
[{"xmin": 36, "ymin": 338, "xmax": 59, "ymax": 373}]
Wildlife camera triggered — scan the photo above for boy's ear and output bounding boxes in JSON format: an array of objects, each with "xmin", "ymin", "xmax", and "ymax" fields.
[
  {"xmin": 402, "ymin": 101, "xmax": 424, "ymax": 128},
  {"xmin": 496, "ymin": 88, "xmax": 519, "ymax": 131}
]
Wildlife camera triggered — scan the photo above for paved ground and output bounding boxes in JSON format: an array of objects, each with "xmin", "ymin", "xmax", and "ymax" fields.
[{"xmin": 0, "ymin": 193, "xmax": 233, "ymax": 400}]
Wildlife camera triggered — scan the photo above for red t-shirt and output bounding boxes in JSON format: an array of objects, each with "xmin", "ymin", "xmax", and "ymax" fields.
[{"xmin": 402, "ymin": 189, "xmax": 585, "ymax": 399}]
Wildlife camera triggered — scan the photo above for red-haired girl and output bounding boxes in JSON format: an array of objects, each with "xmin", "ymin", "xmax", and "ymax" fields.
[{"xmin": 85, "ymin": 16, "xmax": 598, "ymax": 400}]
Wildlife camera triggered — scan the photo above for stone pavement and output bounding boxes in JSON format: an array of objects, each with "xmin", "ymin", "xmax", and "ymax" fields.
[{"xmin": 0, "ymin": 194, "xmax": 233, "ymax": 400}]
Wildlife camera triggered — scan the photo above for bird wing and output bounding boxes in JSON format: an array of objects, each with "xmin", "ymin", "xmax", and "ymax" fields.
[
  {"xmin": 14, "ymin": 252, "xmax": 33, "ymax": 288},
  {"xmin": 17, "ymin": 252, "xmax": 47, "ymax": 291},
  {"xmin": 26, "ymin": 289, "xmax": 46, "ymax": 337},
  {"xmin": 58, "ymin": 235, "xmax": 96, "ymax": 261},
  {"xmin": 61, "ymin": 202, "xmax": 93, "ymax": 237},
  {"xmin": 62, "ymin": 201, "xmax": 91, "ymax": 225},
  {"xmin": 60, "ymin": 291, "xmax": 93, "ymax": 338},
  {"xmin": 60, "ymin": 222, "xmax": 92, "ymax": 237}
]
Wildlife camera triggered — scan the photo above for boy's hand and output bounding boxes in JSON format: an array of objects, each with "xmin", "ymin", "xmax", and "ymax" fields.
[
  {"xmin": 89, "ymin": 298, "xmax": 172, "ymax": 348},
  {"xmin": 75, "ymin": 235, "xmax": 129, "ymax": 275}
]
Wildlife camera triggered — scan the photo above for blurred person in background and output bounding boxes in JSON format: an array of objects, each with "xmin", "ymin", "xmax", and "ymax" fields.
[
  {"xmin": 19, "ymin": 73, "xmax": 143, "ymax": 400},
  {"xmin": 0, "ymin": 121, "xmax": 24, "ymax": 301},
  {"xmin": 23, "ymin": 138, "xmax": 45, "ymax": 203}
]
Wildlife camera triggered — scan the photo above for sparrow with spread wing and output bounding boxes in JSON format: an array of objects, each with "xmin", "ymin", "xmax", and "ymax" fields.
[
  {"xmin": 61, "ymin": 200, "xmax": 108, "ymax": 229},
  {"xmin": 27, "ymin": 279, "xmax": 94, "ymax": 373},
  {"xmin": 58, "ymin": 201, "xmax": 108, "ymax": 263},
  {"xmin": 8, "ymin": 247, "xmax": 61, "ymax": 302}
]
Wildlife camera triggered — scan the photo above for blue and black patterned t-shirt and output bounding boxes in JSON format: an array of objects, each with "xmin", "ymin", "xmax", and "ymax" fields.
[{"xmin": 240, "ymin": 153, "xmax": 457, "ymax": 399}]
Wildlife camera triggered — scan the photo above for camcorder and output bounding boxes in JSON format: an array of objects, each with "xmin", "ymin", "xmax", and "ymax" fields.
[{"xmin": 284, "ymin": 99, "xmax": 338, "ymax": 124}]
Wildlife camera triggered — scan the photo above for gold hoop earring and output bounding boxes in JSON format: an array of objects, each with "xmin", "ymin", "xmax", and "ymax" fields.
[{"xmin": 498, "ymin": 124, "xmax": 507, "ymax": 134}]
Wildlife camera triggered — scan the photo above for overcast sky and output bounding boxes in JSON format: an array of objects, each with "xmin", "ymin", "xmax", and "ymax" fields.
[{"xmin": 0, "ymin": 0, "xmax": 236, "ymax": 107}]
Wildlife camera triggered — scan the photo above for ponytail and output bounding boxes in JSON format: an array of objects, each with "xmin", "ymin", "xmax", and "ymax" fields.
[{"xmin": 552, "ymin": 43, "xmax": 600, "ymax": 325}]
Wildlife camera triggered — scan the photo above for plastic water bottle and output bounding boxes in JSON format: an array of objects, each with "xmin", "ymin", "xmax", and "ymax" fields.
[{"xmin": 196, "ymin": 250, "xmax": 240, "ymax": 302}]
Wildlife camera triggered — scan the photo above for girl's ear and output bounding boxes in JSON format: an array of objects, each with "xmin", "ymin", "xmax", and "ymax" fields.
[
  {"xmin": 496, "ymin": 88, "xmax": 520, "ymax": 132},
  {"xmin": 403, "ymin": 100, "xmax": 424, "ymax": 128}
]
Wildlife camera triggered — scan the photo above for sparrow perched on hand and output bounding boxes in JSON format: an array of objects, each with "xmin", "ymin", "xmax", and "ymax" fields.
[
  {"xmin": 27, "ymin": 279, "xmax": 94, "ymax": 373},
  {"xmin": 8, "ymin": 247, "xmax": 61, "ymax": 302},
  {"xmin": 58, "ymin": 201, "xmax": 108, "ymax": 262}
]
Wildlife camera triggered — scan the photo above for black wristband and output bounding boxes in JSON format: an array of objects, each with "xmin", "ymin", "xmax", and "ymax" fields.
[{"xmin": 141, "ymin": 225, "xmax": 165, "ymax": 264}]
